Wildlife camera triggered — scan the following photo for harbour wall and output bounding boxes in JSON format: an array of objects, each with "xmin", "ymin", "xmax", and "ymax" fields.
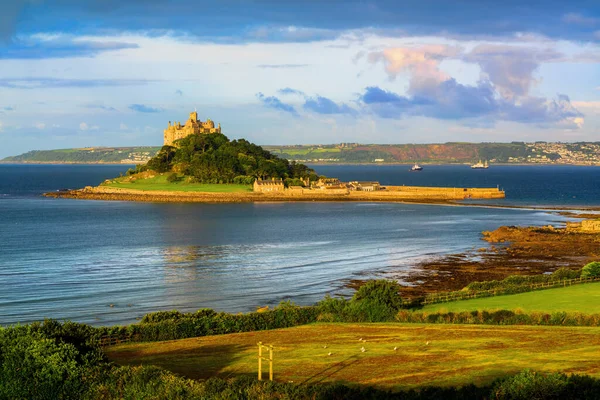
[{"xmin": 46, "ymin": 185, "xmax": 505, "ymax": 203}]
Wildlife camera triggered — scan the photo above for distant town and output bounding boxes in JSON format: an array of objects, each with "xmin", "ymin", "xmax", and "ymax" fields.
[{"xmin": 3, "ymin": 141, "xmax": 600, "ymax": 165}]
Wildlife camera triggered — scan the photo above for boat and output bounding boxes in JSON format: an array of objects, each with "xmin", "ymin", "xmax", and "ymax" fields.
[
  {"xmin": 471, "ymin": 160, "xmax": 489, "ymax": 169},
  {"xmin": 410, "ymin": 163, "xmax": 423, "ymax": 171}
]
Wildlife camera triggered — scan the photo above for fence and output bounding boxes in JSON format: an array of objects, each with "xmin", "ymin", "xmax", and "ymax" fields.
[
  {"xmin": 257, "ymin": 342, "xmax": 274, "ymax": 381},
  {"xmin": 419, "ymin": 276, "xmax": 600, "ymax": 306},
  {"xmin": 100, "ymin": 334, "xmax": 137, "ymax": 347}
]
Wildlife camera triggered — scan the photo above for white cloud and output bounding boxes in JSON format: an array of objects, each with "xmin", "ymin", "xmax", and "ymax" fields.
[
  {"xmin": 0, "ymin": 121, "xmax": 3, "ymax": 132},
  {"xmin": 119, "ymin": 122, "xmax": 128, "ymax": 130},
  {"xmin": 35, "ymin": 122, "xmax": 46, "ymax": 129},
  {"xmin": 79, "ymin": 122, "xmax": 99, "ymax": 131},
  {"xmin": 368, "ymin": 45, "xmax": 461, "ymax": 83}
]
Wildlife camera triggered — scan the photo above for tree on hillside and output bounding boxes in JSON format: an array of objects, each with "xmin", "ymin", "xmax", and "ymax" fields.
[{"xmin": 142, "ymin": 133, "xmax": 315, "ymax": 184}]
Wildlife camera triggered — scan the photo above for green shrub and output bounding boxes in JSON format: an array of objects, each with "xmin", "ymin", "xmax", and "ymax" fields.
[
  {"xmin": 352, "ymin": 280, "xmax": 403, "ymax": 310},
  {"xmin": 491, "ymin": 370, "xmax": 568, "ymax": 399},
  {"xmin": 581, "ymin": 261, "xmax": 600, "ymax": 278},
  {"xmin": 550, "ymin": 267, "xmax": 581, "ymax": 280},
  {"xmin": 0, "ymin": 321, "xmax": 105, "ymax": 400},
  {"xmin": 166, "ymin": 172, "xmax": 180, "ymax": 183}
]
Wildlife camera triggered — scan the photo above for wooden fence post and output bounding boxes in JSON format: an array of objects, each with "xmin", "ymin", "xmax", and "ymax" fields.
[
  {"xmin": 258, "ymin": 342, "xmax": 262, "ymax": 381},
  {"xmin": 269, "ymin": 345, "xmax": 273, "ymax": 381}
]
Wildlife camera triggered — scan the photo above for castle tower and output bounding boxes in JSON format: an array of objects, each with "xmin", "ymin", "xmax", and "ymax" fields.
[{"xmin": 189, "ymin": 111, "xmax": 198, "ymax": 123}]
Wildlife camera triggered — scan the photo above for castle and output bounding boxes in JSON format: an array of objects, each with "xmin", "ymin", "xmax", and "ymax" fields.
[{"xmin": 163, "ymin": 111, "xmax": 221, "ymax": 146}]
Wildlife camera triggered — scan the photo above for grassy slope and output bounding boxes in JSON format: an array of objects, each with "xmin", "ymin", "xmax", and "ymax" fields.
[
  {"xmin": 422, "ymin": 282, "xmax": 600, "ymax": 314},
  {"xmin": 104, "ymin": 174, "xmax": 252, "ymax": 193},
  {"xmin": 106, "ymin": 323, "xmax": 600, "ymax": 389}
]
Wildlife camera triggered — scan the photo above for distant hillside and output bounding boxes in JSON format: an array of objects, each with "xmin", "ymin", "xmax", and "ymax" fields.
[
  {"xmin": 264, "ymin": 142, "xmax": 598, "ymax": 165},
  {"xmin": 4, "ymin": 142, "xmax": 599, "ymax": 165},
  {"xmin": 1, "ymin": 147, "xmax": 161, "ymax": 164}
]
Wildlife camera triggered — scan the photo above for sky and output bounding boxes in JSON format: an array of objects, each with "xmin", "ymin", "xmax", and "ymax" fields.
[{"xmin": 0, "ymin": 1, "xmax": 599, "ymax": 158}]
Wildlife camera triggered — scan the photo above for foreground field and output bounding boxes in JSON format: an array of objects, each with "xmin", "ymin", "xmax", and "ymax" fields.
[
  {"xmin": 106, "ymin": 323, "xmax": 600, "ymax": 389},
  {"xmin": 104, "ymin": 174, "xmax": 252, "ymax": 193},
  {"xmin": 422, "ymin": 282, "xmax": 600, "ymax": 314}
]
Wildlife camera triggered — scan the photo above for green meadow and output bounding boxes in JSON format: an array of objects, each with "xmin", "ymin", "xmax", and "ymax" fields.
[
  {"xmin": 104, "ymin": 174, "xmax": 252, "ymax": 193},
  {"xmin": 106, "ymin": 322, "xmax": 600, "ymax": 389},
  {"xmin": 422, "ymin": 282, "xmax": 600, "ymax": 314}
]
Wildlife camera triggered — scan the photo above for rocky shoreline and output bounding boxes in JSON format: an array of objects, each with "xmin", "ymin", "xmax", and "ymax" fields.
[{"xmin": 360, "ymin": 223, "xmax": 600, "ymax": 299}]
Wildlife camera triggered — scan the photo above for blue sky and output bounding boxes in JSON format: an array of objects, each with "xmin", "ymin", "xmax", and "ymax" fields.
[{"xmin": 1, "ymin": 0, "xmax": 599, "ymax": 157}]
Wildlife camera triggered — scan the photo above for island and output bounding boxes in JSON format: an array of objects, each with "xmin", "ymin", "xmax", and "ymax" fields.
[{"xmin": 45, "ymin": 111, "xmax": 505, "ymax": 203}]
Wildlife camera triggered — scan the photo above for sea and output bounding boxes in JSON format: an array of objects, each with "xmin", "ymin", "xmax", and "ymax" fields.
[{"xmin": 1, "ymin": 163, "xmax": 598, "ymax": 327}]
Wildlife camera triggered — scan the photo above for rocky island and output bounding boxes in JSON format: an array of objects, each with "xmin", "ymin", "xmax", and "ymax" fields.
[{"xmin": 45, "ymin": 111, "xmax": 505, "ymax": 203}]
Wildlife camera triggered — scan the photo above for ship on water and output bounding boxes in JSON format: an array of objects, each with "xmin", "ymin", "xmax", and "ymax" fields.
[
  {"xmin": 410, "ymin": 163, "xmax": 423, "ymax": 171},
  {"xmin": 471, "ymin": 160, "xmax": 489, "ymax": 169}
]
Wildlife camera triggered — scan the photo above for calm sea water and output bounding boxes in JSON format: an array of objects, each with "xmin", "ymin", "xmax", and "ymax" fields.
[{"xmin": 0, "ymin": 163, "xmax": 597, "ymax": 326}]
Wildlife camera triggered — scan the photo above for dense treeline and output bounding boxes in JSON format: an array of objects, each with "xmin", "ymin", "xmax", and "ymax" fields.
[
  {"xmin": 140, "ymin": 133, "xmax": 317, "ymax": 184},
  {"xmin": 97, "ymin": 278, "xmax": 600, "ymax": 346}
]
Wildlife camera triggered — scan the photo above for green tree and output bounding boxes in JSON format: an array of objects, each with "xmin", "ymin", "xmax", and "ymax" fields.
[{"xmin": 581, "ymin": 261, "xmax": 600, "ymax": 278}]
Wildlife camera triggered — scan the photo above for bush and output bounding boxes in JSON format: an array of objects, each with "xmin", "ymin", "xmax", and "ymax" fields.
[
  {"xmin": 491, "ymin": 370, "xmax": 568, "ymax": 399},
  {"xmin": 581, "ymin": 261, "xmax": 600, "ymax": 278},
  {"xmin": 0, "ymin": 321, "xmax": 105, "ymax": 400},
  {"xmin": 166, "ymin": 172, "xmax": 180, "ymax": 183},
  {"xmin": 352, "ymin": 280, "xmax": 403, "ymax": 310}
]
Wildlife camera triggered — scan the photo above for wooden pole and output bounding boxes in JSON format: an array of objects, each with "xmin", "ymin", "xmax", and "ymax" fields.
[
  {"xmin": 269, "ymin": 345, "xmax": 273, "ymax": 381},
  {"xmin": 258, "ymin": 342, "xmax": 262, "ymax": 381}
]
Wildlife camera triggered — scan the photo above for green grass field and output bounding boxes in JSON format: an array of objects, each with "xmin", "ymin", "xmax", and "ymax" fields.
[
  {"xmin": 422, "ymin": 282, "xmax": 600, "ymax": 314},
  {"xmin": 266, "ymin": 147, "xmax": 341, "ymax": 156},
  {"xmin": 106, "ymin": 323, "xmax": 600, "ymax": 389},
  {"xmin": 104, "ymin": 174, "xmax": 252, "ymax": 193}
]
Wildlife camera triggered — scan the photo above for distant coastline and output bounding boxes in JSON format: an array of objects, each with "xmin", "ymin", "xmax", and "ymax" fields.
[
  {"xmin": 5, "ymin": 141, "xmax": 600, "ymax": 166},
  {"xmin": 5, "ymin": 160, "xmax": 598, "ymax": 167}
]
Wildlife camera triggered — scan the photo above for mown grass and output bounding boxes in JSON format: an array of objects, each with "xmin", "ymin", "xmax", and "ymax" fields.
[
  {"xmin": 106, "ymin": 323, "xmax": 600, "ymax": 389},
  {"xmin": 422, "ymin": 282, "xmax": 600, "ymax": 314},
  {"xmin": 104, "ymin": 174, "xmax": 252, "ymax": 193}
]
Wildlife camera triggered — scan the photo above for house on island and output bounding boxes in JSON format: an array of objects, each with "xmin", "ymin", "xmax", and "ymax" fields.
[
  {"xmin": 349, "ymin": 181, "xmax": 381, "ymax": 191},
  {"xmin": 253, "ymin": 178, "xmax": 285, "ymax": 193}
]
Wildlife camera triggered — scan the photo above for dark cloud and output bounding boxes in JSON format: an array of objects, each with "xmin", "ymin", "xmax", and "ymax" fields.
[
  {"xmin": 2, "ymin": 106, "xmax": 15, "ymax": 111},
  {"xmin": 0, "ymin": 37, "xmax": 139, "ymax": 59},
  {"xmin": 256, "ymin": 92, "xmax": 297, "ymax": 115},
  {"xmin": 303, "ymin": 96, "xmax": 357, "ymax": 116},
  {"xmin": 278, "ymin": 87, "xmax": 306, "ymax": 96},
  {"xmin": 359, "ymin": 82, "xmax": 583, "ymax": 128},
  {"xmin": 128, "ymin": 104, "xmax": 163, "ymax": 113},
  {"xmin": 175, "ymin": 89, "xmax": 183, "ymax": 96},
  {"xmin": 0, "ymin": 77, "xmax": 154, "ymax": 89},
  {"xmin": 1, "ymin": 1, "xmax": 599, "ymax": 44}
]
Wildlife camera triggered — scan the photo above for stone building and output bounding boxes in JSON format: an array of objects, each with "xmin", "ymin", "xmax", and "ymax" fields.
[
  {"xmin": 253, "ymin": 179, "xmax": 285, "ymax": 193},
  {"xmin": 163, "ymin": 111, "xmax": 222, "ymax": 146},
  {"xmin": 349, "ymin": 181, "xmax": 381, "ymax": 191}
]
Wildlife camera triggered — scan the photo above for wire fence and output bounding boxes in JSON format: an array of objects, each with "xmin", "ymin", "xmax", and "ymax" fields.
[{"xmin": 416, "ymin": 276, "xmax": 600, "ymax": 306}]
